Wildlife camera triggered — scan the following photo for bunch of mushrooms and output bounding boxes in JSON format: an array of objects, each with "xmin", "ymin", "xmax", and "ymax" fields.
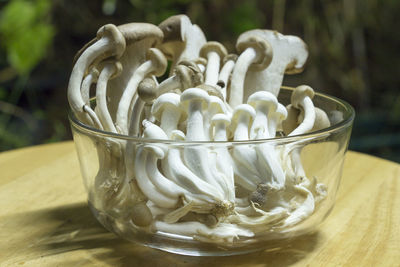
[{"xmin": 68, "ymin": 15, "xmax": 330, "ymax": 243}]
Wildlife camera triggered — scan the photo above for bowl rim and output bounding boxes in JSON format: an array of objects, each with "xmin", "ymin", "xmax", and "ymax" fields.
[{"xmin": 68, "ymin": 86, "xmax": 355, "ymax": 145}]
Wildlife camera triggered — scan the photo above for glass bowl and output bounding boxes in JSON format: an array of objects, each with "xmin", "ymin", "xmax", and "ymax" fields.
[{"xmin": 69, "ymin": 87, "xmax": 355, "ymax": 256}]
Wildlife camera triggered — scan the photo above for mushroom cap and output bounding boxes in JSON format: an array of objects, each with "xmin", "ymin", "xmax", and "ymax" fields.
[
  {"xmin": 223, "ymin": 54, "xmax": 238, "ymax": 64},
  {"xmin": 196, "ymin": 84, "xmax": 224, "ymax": 100},
  {"xmin": 194, "ymin": 57, "xmax": 207, "ymax": 66},
  {"xmin": 291, "ymin": 85, "xmax": 315, "ymax": 108},
  {"xmin": 146, "ymin": 48, "xmax": 168, "ymax": 76},
  {"xmin": 144, "ymin": 144, "xmax": 165, "ymax": 159},
  {"xmin": 282, "ymin": 104, "xmax": 300, "ymax": 135},
  {"xmin": 174, "ymin": 61, "xmax": 204, "ymax": 89},
  {"xmin": 247, "ymin": 91, "xmax": 278, "ymax": 111},
  {"xmin": 151, "ymin": 93, "xmax": 187, "ymax": 123},
  {"xmin": 138, "ymin": 77, "xmax": 158, "ymax": 103},
  {"xmin": 199, "ymin": 41, "xmax": 228, "ymax": 62},
  {"xmin": 117, "ymin": 22, "xmax": 164, "ymax": 47},
  {"xmin": 180, "ymin": 87, "xmax": 210, "ymax": 110},
  {"xmin": 230, "ymin": 104, "xmax": 256, "ymax": 130},
  {"xmin": 211, "ymin": 113, "xmax": 231, "ymax": 126},
  {"xmin": 97, "ymin": 59, "xmax": 123, "ymax": 80},
  {"xmin": 209, "ymin": 95, "xmax": 229, "ymax": 114},
  {"xmin": 239, "ymin": 29, "xmax": 308, "ymax": 74},
  {"xmin": 142, "ymin": 120, "xmax": 168, "ymax": 140},
  {"xmin": 236, "ymin": 35, "xmax": 273, "ymax": 71},
  {"xmin": 170, "ymin": 129, "xmax": 186, "ymax": 140},
  {"xmin": 96, "ymin": 24, "xmax": 126, "ymax": 58},
  {"xmin": 158, "ymin": 14, "xmax": 185, "ymax": 42},
  {"xmin": 73, "ymin": 24, "xmax": 126, "ymax": 65},
  {"xmin": 275, "ymin": 102, "xmax": 288, "ymax": 120}
]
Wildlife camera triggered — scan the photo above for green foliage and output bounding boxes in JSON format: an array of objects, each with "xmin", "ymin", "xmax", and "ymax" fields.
[
  {"xmin": 226, "ymin": 1, "xmax": 264, "ymax": 35},
  {"xmin": 0, "ymin": 0, "xmax": 55, "ymax": 75}
]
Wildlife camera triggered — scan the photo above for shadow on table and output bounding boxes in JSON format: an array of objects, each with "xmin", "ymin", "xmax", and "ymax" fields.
[{"xmin": 5, "ymin": 202, "xmax": 322, "ymax": 266}]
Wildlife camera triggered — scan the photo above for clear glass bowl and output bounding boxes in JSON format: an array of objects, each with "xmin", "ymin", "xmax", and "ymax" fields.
[{"xmin": 69, "ymin": 87, "xmax": 355, "ymax": 256}]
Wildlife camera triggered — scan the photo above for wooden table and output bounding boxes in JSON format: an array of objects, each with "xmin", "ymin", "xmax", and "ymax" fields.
[{"xmin": 0, "ymin": 141, "xmax": 399, "ymax": 266}]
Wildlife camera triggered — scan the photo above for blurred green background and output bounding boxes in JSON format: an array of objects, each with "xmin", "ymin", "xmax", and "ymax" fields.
[{"xmin": 0, "ymin": 0, "xmax": 399, "ymax": 161}]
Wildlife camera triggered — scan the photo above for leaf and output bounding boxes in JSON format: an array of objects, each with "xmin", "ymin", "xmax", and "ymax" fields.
[{"xmin": 0, "ymin": 0, "xmax": 54, "ymax": 75}]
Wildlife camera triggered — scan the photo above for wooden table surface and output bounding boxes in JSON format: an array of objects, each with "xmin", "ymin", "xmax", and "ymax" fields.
[{"xmin": 0, "ymin": 141, "xmax": 399, "ymax": 266}]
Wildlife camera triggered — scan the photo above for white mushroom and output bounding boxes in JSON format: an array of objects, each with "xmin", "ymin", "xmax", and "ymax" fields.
[
  {"xmin": 161, "ymin": 130, "xmax": 225, "ymax": 200},
  {"xmin": 205, "ymin": 95, "xmax": 229, "ymax": 140},
  {"xmin": 158, "ymin": 14, "xmax": 206, "ymax": 74},
  {"xmin": 180, "ymin": 88, "xmax": 225, "ymax": 191},
  {"xmin": 228, "ymin": 34, "xmax": 273, "ymax": 107},
  {"xmin": 241, "ymin": 30, "xmax": 308, "ymax": 100},
  {"xmin": 229, "ymin": 104, "xmax": 262, "ymax": 189},
  {"xmin": 153, "ymin": 61, "xmax": 203, "ymax": 96},
  {"xmin": 95, "ymin": 61, "xmax": 123, "ymax": 133},
  {"xmin": 247, "ymin": 91, "xmax": 286, "ymax": 189},
  {"xmin": 199, "ymin": 41, "xmax": 228, "ymax": 86},
  {"xmin": 106, "ymin": 23, "xmax": 164, "ymax": 118},
  {"xmin": 68, "ymin": 24, "xmax": 126, "ymax": 125},
  {"xmin": 153, "ymin": 221, "xmax": 254, "ymax": 243},
  {"xmin": 210, "ymin": 114, "xmax": 235, "ymax": 202},
  {"xmin": 288, "ymin": 85, "xmax": 316, "ymax": 136},
  {"xmin": 217, "ymin": 54, "xmax": 238, "ymax": 100},
  {"xmin": 151, "ymin": 92, "xmax": 186, "ymax": 138},
  {"xmin": 115, "ymin": 48, "xmax": 167, "ymax": 135}
]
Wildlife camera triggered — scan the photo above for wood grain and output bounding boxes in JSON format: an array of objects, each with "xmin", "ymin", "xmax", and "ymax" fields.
[{"xmin": 0, "ymin": 141, "xmax": 399, "ymax": 266}]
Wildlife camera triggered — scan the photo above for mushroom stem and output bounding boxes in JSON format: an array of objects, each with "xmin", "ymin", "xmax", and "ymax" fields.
[
  {"xmin": 288, "ymin": 97, "xmax": 315, "ymax": 136},
  {"xmin": 162, "ymin": 130, "xmax": 224, "ymax": 199},
  {"xmin": 95, "ymin": 62, "xmax": 122, "ymax": 133},
  {"xmin": 231, "ymin": 105, "xmax": 262, "ymax": 185},
  {"xmin": 135, "ymin": 148, "xmax": 179, "ymax": 208},
  {"xmin": 116, "ymin": 48, "xmax": 167, "ymax": 135},
  {"xmin": 81, "ymin": 68, "xmax": 99, "ymax": 105},
  {"xmin": 211, "ymin": 114, "xmax": 235, "ymax": 202},
  {"xmin": 218, "ymin": 56, "xmax": 236, "ymax": 100},
  {"xmin": 204, "ymin": 51, "xmax": 220, "ymax": 86},
  {"xmin": 229, "ymin": 48, "xmax": 257, "ymax": 107},
  {"xmin": 68, "ymin": 24, "xmax": 125, "ymax": 124},
  {"xmin": 157, "ymin": 75, "xmax": 181, "ymax": 94},
  {"xmin": 160, "ymin": 108, "xmax": 181, "ymax": 137}
]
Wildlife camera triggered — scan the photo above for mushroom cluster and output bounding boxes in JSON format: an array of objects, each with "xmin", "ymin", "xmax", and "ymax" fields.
[{"xmin": 68, "ymin": 15, "xmax": 330, "ymax": 243}]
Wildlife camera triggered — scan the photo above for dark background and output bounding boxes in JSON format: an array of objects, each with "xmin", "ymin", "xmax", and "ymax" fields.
[{"xmin": 0, "ymin": 0, "xmax": 399, "ymax": 162}]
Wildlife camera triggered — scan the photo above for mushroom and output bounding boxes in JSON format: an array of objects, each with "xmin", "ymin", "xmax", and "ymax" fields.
[
  {"xmin": 153, "ymin": 61, "xmax": 204, "ymax": 96},
  {"xmin": 288, "ymin": 85, "xmax": 316, "ymax": 136},
  {"xmin": 210, "ymin": 114, "xmax": 235, "ymax": 202},
  {"xmin": 161, "ymin": 130, "xmax": 225, "ymax": 200},
  {"xmin": 247, "ymin": 91, "xmax": 278, "ymax": 139},
  {"xmin": 106, "ymin": 23, "xmax": 164, "ymax": 118},
  {"xmin": 282, "ymin": 104, "xmax": 300, "ymax": 136},
  {"xmin": 268, "ymin": 102, "xmax": 288, "ymax": 138},
  {"xmin": 247, "ymin": 91, "xmax": 286, "ymax": 189},
  {"xmin": 241, "ymin": 30, "xmax": 308, "ymax": 100},
  {"xmin": 229, "ymin": 104, "xmax": 262, "ymax": 189},
  {"xmin": 95, "ymin": 60, "xmax": 123, "ymax": 133},
  {"xmin": 199, "ymin": 41, "xmax": 228, "ymax": 86},
  {"xmin": 194, "ymin": 57, "xmax": 207, "ymax": 73},
  {"xmin": 228, "ymin": 34, "xmax": 273, "ymax": 107},
  {"xmin": 151, "ymin": 92, "xmax": 187, "ymax": 138},
  {"xmin": 158, "ymin": 15, "xmax": 206, "ymax": 75},
  {"xmin": 153, "ymin": 221, "xmax": 254, "ymax": 243},
  {"xmin": 68, "ymin": 24, "xmax": 126, "ymax": 125},
  {"xmin": 298, "ymin": 107, "xmax": 331, "ymax": 132},
  {"xmin": 205, "ymin": 95, "xmax": 229, "ymax": 140},
  {"xmin": 180, "ymin": 88, "xmax": 225, "ymax": 190},
  {"xmin": 283, "ymin": 105, "xmax": 331, "ymax": 135},
  {"xmin": 217, "ymin": 54, "xmax": 238, "ymax": 100},
  {"xmin": 115, "ymin": 48, "xmax": 167, "ymax": 135}
]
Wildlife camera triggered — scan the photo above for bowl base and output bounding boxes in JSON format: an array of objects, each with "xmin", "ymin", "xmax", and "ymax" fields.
[{"xmin": 88, "ymin": 201, "xmax": 317, "ymax": 256}]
